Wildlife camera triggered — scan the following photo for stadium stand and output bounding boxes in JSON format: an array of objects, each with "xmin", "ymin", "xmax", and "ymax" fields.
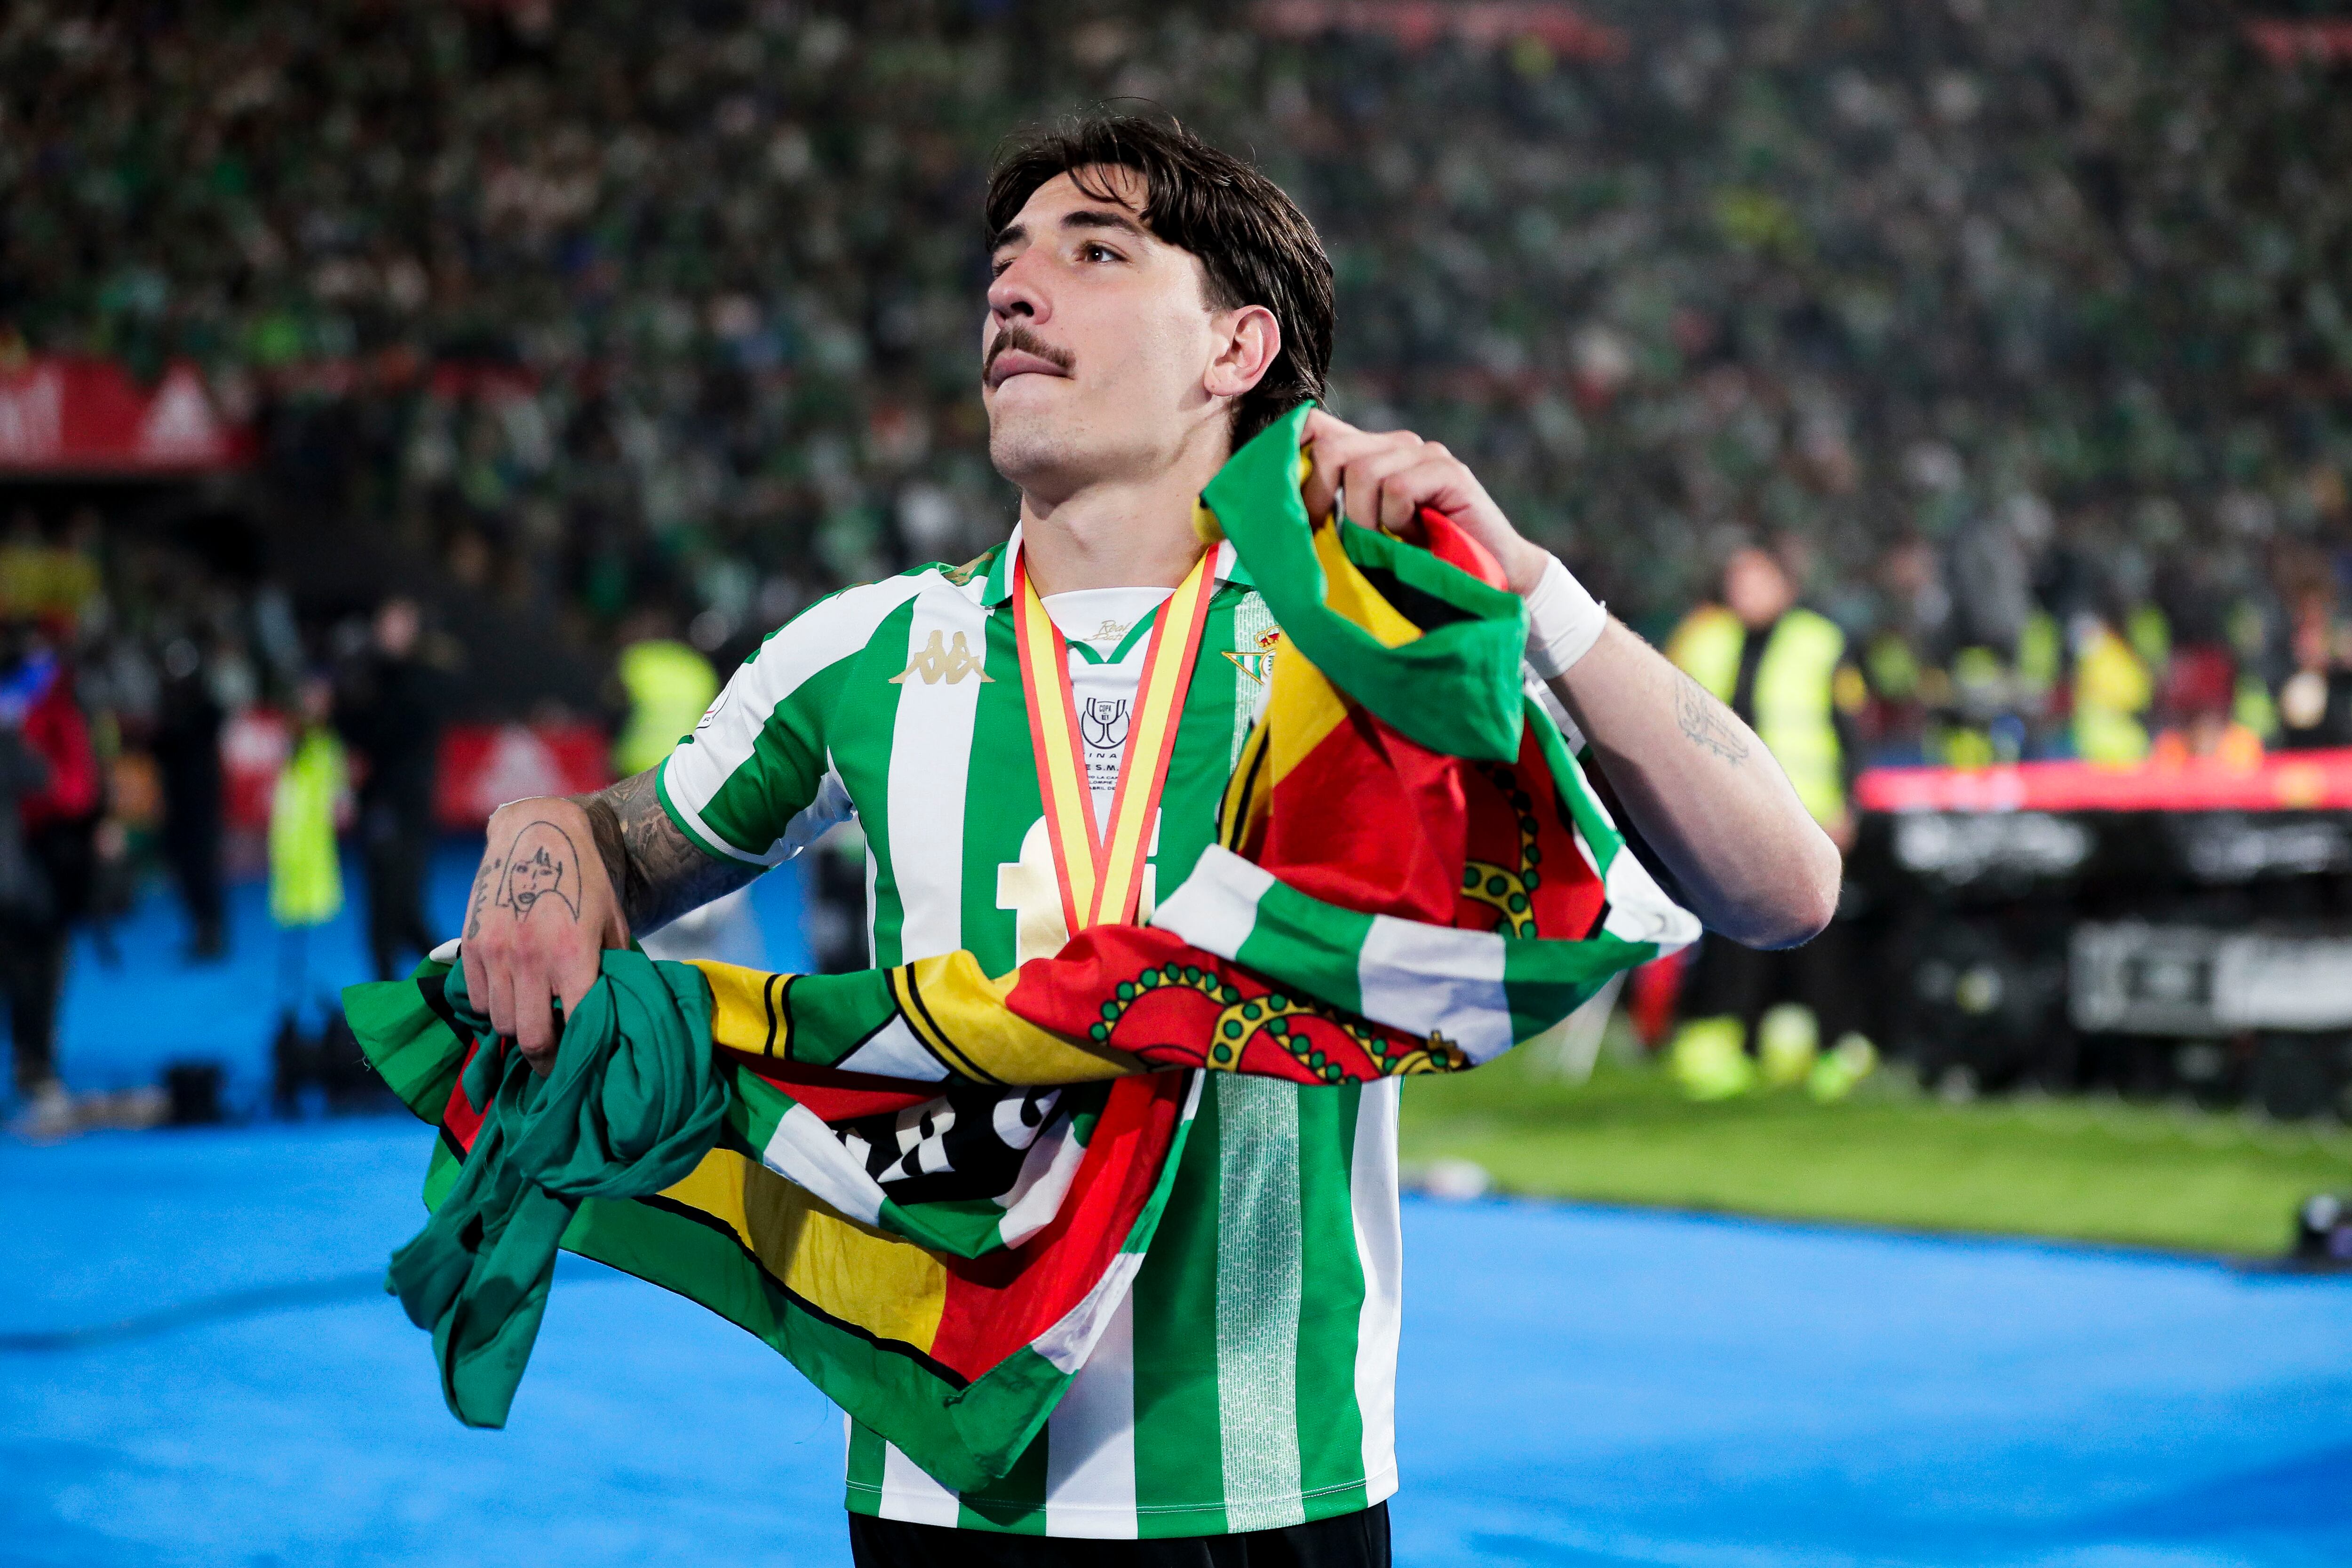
[{"xmin": 1, "ymin": 0, "xmax": 2346, "ymax": 747}]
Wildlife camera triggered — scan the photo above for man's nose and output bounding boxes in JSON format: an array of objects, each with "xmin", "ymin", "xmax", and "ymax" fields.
[{"xmin": 986, "ymin": 250, "xmax": 1049, "ymax": 324}]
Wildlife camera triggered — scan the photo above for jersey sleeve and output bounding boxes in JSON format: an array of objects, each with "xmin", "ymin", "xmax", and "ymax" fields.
[{"xmin": 655, "ymin": 580, "xmax": 918, "ymax": 865}]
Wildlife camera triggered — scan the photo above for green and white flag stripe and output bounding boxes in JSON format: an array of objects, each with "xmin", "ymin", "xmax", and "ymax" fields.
[
  {"xmin": 1149, "ymin": 707, "xmax": 1699, "ymax": 1060},
  {"xmin": 1150, "ymin": 844, "xmax": 1694, "ymax": 1059}
]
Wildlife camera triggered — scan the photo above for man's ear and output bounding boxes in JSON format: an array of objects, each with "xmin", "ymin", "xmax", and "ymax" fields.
[{"xmin": 1204, "ymin": 304, "xmax": 1281, "ymax": 402}]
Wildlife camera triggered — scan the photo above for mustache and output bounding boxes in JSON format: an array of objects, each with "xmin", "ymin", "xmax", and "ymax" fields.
[{"xmin": 984, "ymin": 325, "xmax": 1074, "ymax": 381}]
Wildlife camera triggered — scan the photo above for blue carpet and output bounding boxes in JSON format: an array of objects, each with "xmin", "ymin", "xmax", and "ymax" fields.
[
  {"xmin": 31, "ymin": 843, "xmax": 812, "ymax": 1113},
  {"xmin": 0, "ymin": 1122, "xmax": 844, "ymax": 1568},
  {"xmin": 1394, "ymin": 1204, "xmax": 2352, "ymax": 1568},
  {"xmin": 3, "ymin": 1121, "xmax": 2349, "ymax": 1568}
]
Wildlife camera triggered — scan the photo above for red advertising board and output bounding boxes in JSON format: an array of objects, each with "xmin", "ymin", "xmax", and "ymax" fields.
[
  {"xmin": 1856, "ymin": 748, "xmax": 2352, "ymax": 815},
  {"xmin": 219, "ymin": 712, "xmax": 611, "ymax": 833},
  {"xmin": 0, "ymin": 357, "xmax": 255, "ymax": 474},
  {"xmin": 220, "ymin": 709, "xmax": 294, "ymax": 833},
  {"xmin": 431, "ymin": 723, "xmax": 612, "ymax": 828}
]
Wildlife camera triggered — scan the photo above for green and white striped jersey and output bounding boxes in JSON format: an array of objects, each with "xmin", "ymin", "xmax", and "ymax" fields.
[{"xmin": 659, "ymin": 527, "xmax": 1403, "ymax": 1539}]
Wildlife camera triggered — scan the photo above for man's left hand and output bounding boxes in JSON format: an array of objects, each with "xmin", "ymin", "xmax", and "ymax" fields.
[
  {"xmin": 1300, "ymin": 408, "xmax": 1551, "ymax": 596},
  {"xmin": 1301, "ymin": 413, "xmax": 1836, "ymax": 948}
]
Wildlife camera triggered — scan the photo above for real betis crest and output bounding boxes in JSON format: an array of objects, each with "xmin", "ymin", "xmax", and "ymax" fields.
[{"xmin": 1221, "ymin": 628, "xmax": 1283, "ymax": 685}]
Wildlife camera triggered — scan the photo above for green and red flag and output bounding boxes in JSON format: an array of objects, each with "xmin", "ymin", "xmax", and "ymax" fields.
[{"xmin": 347, "ymin": 400, "xmax": 1694, "ymax": 1491}]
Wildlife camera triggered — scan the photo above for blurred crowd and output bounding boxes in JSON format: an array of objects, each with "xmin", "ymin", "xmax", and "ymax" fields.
[
  {"xmin": 1, "ymin": 0, "xmax": 2347, "ymax": 752},
  {"xmin": 0, "ymin": 508, "xmax": 422, "ymax": 1127},
  {"xmin": 0, "ymin": 495, "xmax": 744, "ymax": 1128},
  {"xmin": 3, "ymin": 1, "xmax": 2352, "ymax": 1116}
]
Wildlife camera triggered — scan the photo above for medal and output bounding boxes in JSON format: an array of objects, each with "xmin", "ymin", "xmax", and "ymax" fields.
[{"xmin": 1014, "ymin": 546, "xmax": 1216, "ymax": 936}]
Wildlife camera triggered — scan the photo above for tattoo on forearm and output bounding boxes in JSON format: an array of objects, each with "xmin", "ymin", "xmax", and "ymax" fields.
[
  {"xmin": 577, "ymin": 789, "xmax": 632, "ymax": 914},
  {"xmin": 1673, "ymin": 671, "xmax": 1752, "ymax": 763},
  {"xmin": 576, "ymin": 769, "xmax": 760, "ymax": 935},
  {"xmin": 491, "ymin": 820, "xmax": 584, "ymax": 923}
]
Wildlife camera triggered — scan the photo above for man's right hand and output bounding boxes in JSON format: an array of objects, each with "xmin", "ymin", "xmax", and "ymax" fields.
[{"xmin": 460, "ymin": 797, "xmax": 631, "ymax": 1074}]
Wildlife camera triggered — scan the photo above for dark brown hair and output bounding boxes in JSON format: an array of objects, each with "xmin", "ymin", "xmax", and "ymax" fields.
[{"xmin": 985, "ymin": 114, "xmax": 1335, "ymax": 449}]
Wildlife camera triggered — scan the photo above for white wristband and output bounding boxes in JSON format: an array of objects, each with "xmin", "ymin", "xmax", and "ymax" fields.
[{"xmin": 1521, "ymin": 553, "xmax": 1607, "ymax": 678}]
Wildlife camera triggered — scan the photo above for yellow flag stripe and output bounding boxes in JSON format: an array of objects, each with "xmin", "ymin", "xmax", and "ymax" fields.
[
  {"xmin": 1265, "ymin": 634, "xmax": 1355, "ymax": 803},
  {"xmin": 906, "ymin": 952, "xmax": 1137, "ymax": 1083},
  {"xmin": 693, "ymin": 959, "xmax": 795, "ymax": 1059},
  {"xmin": 1312, "ymin": 521, "xmax": 1423, "ymax": 648},
  {"xmin": 659, "ymin": 1147, "xmax": 948, "ymax": 1354},
  {"xmin": 888, "ymin": 964, "xmax": 1001, "ymax": 1084}
]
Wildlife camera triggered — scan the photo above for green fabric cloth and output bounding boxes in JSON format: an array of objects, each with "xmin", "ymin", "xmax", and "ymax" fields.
[
  {"xmin": 1201, "ymin": 401, "xmax": 1529, "ymax": 764},
  {"xmin": 383, "ymin": 949, "xmax": 724, "ymax": 1428}
]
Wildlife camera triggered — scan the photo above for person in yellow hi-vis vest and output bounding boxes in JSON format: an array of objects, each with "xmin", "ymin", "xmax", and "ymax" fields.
[
  {"xmin": 2068, "ymin": 612, "xmax": 2154, "ymax": 764},
  {"xmin": 270, "ymin": 672, "xmax": 351, "ymax": 1033},
  {"xmin": 1663, "ymin": 546, "xmax": 1876, "ymax": 1101},
  {"xmin": 612, "ymin": 621, "xmax": 721, "ymax": 779},
  {"xmin": 270, "ymin": 674, "xmax": 350, "ymax": 929},
  {"xmin": 608, "ymin": 618, "xmax": 768, "ymax": 966}
]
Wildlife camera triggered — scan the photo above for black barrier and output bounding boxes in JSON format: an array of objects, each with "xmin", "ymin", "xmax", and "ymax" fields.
[{"xmin": 1850, "ymin": 808, "xmax": 2352, "ymax": 1117}]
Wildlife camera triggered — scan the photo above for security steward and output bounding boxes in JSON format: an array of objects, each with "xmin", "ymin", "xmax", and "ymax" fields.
[{"xmin": 1662, "ymin": 544, "xmax": 1876, "ymax": 1100}]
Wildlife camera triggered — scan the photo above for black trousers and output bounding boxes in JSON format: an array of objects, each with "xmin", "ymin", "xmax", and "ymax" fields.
[
  {"xmin": 1682, "ymin": 919, "xmax": 1864, "ymax": 1047},
  {"xmin": 160, "ymin": 786, "xmax": 225, "ymax": 942},
  {"xmin": 363, "ymin": 805, "xmax": 437, "ymax": 982},
  {"xmin": 0, "ymin": 916, "xmax": 68, "ymax": 1093},
  {"xmin": 849, "ymin": 1503, "xmax": 1390, "ymax": 1568}
]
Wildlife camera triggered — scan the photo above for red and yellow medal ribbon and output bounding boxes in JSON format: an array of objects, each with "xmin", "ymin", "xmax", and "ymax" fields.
[{"xmin": 1014, "ymin": 546, "xmax": 1216, "ymax": 937}]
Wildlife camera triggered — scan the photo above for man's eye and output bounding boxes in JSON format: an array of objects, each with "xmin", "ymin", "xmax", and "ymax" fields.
[{"xmin": 1080, "ymin": 243, "xmax": 1118, "ymax": 263}]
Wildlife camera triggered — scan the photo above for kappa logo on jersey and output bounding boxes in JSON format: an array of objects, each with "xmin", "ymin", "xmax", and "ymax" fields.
[
  {"xmin": 1080, "ymin": 696, "xmax": 1131, "ymax": 751},
  {"xmin": 1221, "ymin": 628, "xmax": 1284, "ymax": 685},
  {"xmin": 889, "ymin": 629, "xmax": 995, "ymax": 685}
]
